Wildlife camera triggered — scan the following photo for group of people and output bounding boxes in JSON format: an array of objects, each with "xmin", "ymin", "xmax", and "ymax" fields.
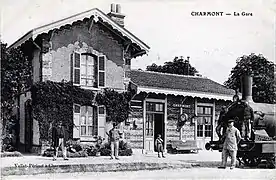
[
  {"xmin": 216, "ymin": 95, "xmax": 254, "ymax": 169},
  {"xmin": 50, "ymin": 121, "xmax": 123, "ymax": 161},
  {"xmin": 50, "ymin": 94, "xmax": 250, "ymax": 165}
]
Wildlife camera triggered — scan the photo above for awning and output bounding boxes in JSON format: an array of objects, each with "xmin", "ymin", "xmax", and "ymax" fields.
[{"xmin": 137, "ymin": 86, "xmax": 233, "ymax": 101}]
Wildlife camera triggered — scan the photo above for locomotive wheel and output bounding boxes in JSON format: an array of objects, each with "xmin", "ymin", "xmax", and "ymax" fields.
[{"xmin": 241, "ymin": 156, "xmax": 260, "ymax": 167}]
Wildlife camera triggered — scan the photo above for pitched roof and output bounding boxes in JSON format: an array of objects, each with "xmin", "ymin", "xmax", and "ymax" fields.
[
  {"xmin": 9, "ymin": 8, "xmax": 150, "ymax": 54},
  {"xmin": 130, "ymin": 70, "xmax": 235, "ymax": 100}
]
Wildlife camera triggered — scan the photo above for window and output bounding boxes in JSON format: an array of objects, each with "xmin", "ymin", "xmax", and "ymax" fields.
[
  {"xmin": 81, "ymin": 54, "xmax": 95, "ymax": 86},
  {"xmin": 73, "ymin": 105, "xmax": 96, "ymax": 137},
  {"xmin": 71, "ymin": 52, "xmax": 105, "ymax": 87},
  {"xmin": 196, "ymin": 106, "xmax": 213, "ymax": 138},
  {"xmin": 146, "ymin": 114, "xmax": 154, "ymax": 136},
  {"xmin": 146, "ymin": 102, "xmax": 164, "ymax": 112},
  {"xmin": 98, "ymin": 106, "xmax": 105, "ymax": 115}
]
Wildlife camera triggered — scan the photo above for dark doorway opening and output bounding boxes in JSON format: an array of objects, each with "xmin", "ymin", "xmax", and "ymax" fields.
[
  {"xmin": 154, "ymin": 114, "xmax": 164, "ymax": 152},
  {"xmin": 24, "ymin": 100, "xmax": 33, "ymax": 153}
]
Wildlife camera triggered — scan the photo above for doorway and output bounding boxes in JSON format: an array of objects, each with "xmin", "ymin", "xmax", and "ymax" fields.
[
  {"xmin": 154, "ymin": 114, "xmax": 164, "ymax": 151},
  {"xmin": 196, "ymin": 105, "xmax": 213, "ymax": 149},
  {"xmin": 145, "ymin": 102, "xmax": 165, "ymax": 152}
]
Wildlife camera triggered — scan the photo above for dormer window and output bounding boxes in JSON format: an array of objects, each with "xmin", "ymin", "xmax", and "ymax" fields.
[{"xmin": 71, "ymin": 52, "xmax": 106, "ymax": 88}]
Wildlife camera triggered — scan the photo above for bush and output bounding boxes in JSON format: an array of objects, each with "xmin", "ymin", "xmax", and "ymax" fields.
[
  {"xmin": 81, "ymin": 144, "xmax": 95, "ymax": 156},
  {"xmin": 2, "ymin": 133, "xmax": 16, "ymax": 152},
  {"xmin": 66, "ymin": 139, "xmax": 82, "ymax": 152},
  {"xmin": 98, "ymin": 140, "xmax": 133, "ymax": 156},
  {"xmin": 119, "ymin": 148, "xmax": 133, "ymax": 156},
  {"xmin": 42, "ymin": 148, "xmax": 88, "ymax": 158}
]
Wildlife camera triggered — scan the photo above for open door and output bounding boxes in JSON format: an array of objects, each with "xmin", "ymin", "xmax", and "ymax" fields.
[{"xmin": 154, "ymin": 114, "xmax": 164, "ymax": 151}]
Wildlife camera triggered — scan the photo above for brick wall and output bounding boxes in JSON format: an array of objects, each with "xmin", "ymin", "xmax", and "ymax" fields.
[
  {"xmin": 167, "ymin": 95, "xmax": 195, "ymax": 142},
  {"xmin": 124, "ymin": 108, "xmax": 144, "ymax": 149}
]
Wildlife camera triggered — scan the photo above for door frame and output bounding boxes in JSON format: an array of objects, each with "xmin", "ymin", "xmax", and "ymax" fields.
[
  {"xmin": 195, "ymin": 101, "xmax": 215, "ymax": 148},
  {"xmin": 143, "ymin": 98, "xmax": 167, "ymax": 153}
]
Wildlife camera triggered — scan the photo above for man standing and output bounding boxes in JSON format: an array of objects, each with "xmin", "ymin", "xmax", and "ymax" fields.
[
  {"xmin": 109, "ymin": 123, "xmax": 121, "ymax": 160},
  {"xmin": 242, "ymin": 101, "xmax": 254, "ymax": 140},
  {"xmin": 218, "ymin": 118, "xmax": 241, "ymax": 169},
  {"xmin": 52, "ymin": 121, "xmax": 68, "ymax": 161},
  {"xmin": 215, "ymin": 106, "xmax": 227, "ymax": 141}
]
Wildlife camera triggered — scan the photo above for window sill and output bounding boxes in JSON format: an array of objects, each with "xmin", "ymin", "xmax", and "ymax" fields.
[
  {"xmin": 73, "ymin": 85, "xmax": 106, "ymax": 91},
  {"xmin": 79, "ymin": 136, "xmax": 97, "ymax": 142}
]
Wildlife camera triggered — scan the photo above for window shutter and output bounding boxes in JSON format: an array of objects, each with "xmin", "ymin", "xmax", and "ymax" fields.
[
  {"xmin": 98, "ymin": 56, "xmax": 105, "ymax": 87},
  {"xmin": 98, "ymin": 106, "xmax": 106, "ymax": 138},
  {"xmin": 73, "ymin": 104, "xmax": 81, "ymax": 139},
  {"xmin": 93, "ymin": 107, "xmax": 98, "ymax": 136},
  {"xmin": 73, "ymin": 52, "xmax": 81, "ymax": 85},
  {"xmin": 70, "ymin": 53, "xmax": 73, "ymax": 82},
  {"xmin": 94, "ymin": 57, "xmax": 98, "ymax": 88}
]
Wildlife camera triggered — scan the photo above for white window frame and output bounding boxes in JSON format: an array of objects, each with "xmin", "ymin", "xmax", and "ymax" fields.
[
  {"xmin": 196, "ymin": 105, "xmax": 213, "ymax": 138},
  {"xmin": 71, "ymin": 52, "xmax": 106, "ymax": 88},
  {"xmin": 80, "ymin": 54, "xmax": 95, "ymax": 87},
  {"xmin": 73, "ymin": 104, "xmax": 95, "ymax": 138}
]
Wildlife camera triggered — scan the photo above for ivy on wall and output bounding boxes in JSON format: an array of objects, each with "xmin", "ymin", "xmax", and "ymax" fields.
[
  {"xmin": 31, "ymin": 80, "xmax": 95, "ymax": 141},
  {"xmin": 31, "ymin": 81, "xmax": 134, "ymax": 142}
]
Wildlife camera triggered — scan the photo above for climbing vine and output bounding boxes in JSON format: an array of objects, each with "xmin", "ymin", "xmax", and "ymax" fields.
[
  {"xmin": 31, "ymin": 80, "xmax": 95, "ymax": 141},
  {"xmin": 31, "ymin": 81, "xmax": 134, "ymax": 141},
  {"xmin": 95, "ymin": 88, "xmax": 132, "ymax": 125}
]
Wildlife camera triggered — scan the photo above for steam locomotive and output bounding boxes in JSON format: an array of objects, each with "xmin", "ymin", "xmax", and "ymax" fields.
[{"xmin": 205, "ymin": 75, "xmax": 276, "ymax": 168}]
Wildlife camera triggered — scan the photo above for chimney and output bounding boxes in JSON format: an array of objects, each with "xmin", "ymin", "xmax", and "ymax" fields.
[
  {"xmin": 107, "ymin": 4, "xmax": 125, "ymax": 27},
  {"xmin": 240, "ymin": 74, "xmax": 253, "ymax": 102},
  {"xmin": 184, "ymin": 56, "xmax": 190, "ymax": 76}
]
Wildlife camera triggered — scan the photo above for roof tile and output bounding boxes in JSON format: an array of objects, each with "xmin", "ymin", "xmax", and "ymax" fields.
[{"xmin": 130, "ymin": 70, "xmax": 235, "ymax": 96}]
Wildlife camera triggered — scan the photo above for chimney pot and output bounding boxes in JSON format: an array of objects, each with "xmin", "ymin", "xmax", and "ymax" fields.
[
  {"xmin": 107, "ymin": 4, "xmax": 125, "ymax": 27},
  {"xmin": 111, "ymin": 4, "xmax": 116, "ymax": 12},
  {"xmin": 116, "ymin": 4, "xmax": 121, "ymax": 13}
]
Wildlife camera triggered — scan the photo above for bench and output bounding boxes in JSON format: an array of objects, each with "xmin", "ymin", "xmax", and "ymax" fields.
[{"xmin": 167, "ymin": 140, "xmax": 202, "ymax": 154}]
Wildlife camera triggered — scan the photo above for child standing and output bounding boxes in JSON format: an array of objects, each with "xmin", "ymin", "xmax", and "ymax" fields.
[{"xmin": 155, "ymin": 134, "xmax": 165, "ymax": 158}]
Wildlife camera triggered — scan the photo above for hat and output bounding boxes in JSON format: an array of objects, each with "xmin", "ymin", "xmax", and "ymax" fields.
[{"xmin": 228, "ymin": 119, "xmax": 235, "ymax": 123}]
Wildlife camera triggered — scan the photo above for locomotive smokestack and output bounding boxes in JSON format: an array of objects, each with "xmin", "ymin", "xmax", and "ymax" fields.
[{"xmin": 241, "ymin": 74, "xmax": 253, "ymax": 102}]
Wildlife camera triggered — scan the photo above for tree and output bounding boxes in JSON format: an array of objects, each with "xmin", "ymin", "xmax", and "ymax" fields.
[
  {"xmin": 1, "ymin": 42, "xmax": 32, "ymax": 151},
  {"xmin": 146, "ymin": 56, "xmax": 198, "ymax": 76},
  {"xmin": 96, "ymin": 89, "xmax": 131, "ymax": 126},
  {"xmin": 224, "ymin": 54, "xmax": 275, "ymax": 104}
]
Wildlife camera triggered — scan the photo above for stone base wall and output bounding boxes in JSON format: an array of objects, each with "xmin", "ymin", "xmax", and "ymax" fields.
[{"xmin": 124, "ymin": 108, "xmax": 144, "ymax": 149}]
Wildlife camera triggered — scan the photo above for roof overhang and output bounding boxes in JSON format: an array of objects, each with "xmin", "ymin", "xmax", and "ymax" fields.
[
  {"xmin": 137, "ymin": 86, "xmax": 233, "ymax": 101},
  {"xmin": 9, "ymin": 8, "xmax": 150, "ymax": 53}
]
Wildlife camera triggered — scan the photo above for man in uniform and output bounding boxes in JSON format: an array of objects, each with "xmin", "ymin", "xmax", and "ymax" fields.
[
  {"xmin": 52, "ymin": 121, "xmax": 68, "ymax": 161},
  {"xmin": 216, "ymin": 106, "xmax": 227, "ymax": 141},
  {"xmin": 218, "ymin": 118, "xmax": 242, "ymax": 169},
  {"xmin": 242, "ymin": 101, "xmax": 254, "ymax": 140},
  {"xmin": 108, "ymin": 123, "xmax": 121, "ymax": 160}
]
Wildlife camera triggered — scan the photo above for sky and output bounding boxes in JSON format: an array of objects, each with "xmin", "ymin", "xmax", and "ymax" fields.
[{"xmin": 1, "ymin": 0, "xmax": 275, "ymax": 84}]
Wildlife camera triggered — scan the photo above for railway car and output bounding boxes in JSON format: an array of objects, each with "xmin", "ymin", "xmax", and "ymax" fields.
[{"xmin": 205, "ymin": 75, "xmax": 276, "ymax": 168}]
